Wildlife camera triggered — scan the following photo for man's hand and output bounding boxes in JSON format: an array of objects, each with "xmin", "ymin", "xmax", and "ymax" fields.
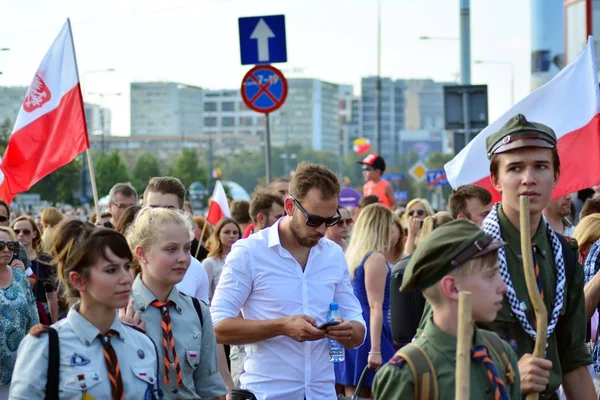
[
  {"xmin": 518, "ymin": 353, "xmax": 552, "ymax": 394},
  {"xmin": 118, "ymin": 299, "xmax": 146, "ymax": 331},
  {"xmin": 324, "ymin": 319, "xmax": 355, "ymax": 347},
  {"xmin": 282, "ymin": 315, "xmax": 325, "ymax": 342}
]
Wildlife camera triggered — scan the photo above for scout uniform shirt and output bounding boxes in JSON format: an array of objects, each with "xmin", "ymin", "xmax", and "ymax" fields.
[
  {"xmin": 9, "ymin": 304, "xmax": 159, "ymax": 399},
  {"xmin": 477, "ymin": 207, "xmax": 592, "ymax": 397},
  {"xmin": 132, "ymin": 274, "xmax": 226, "ymax": 399},
  {"xmin": 373, "ymin": 317, "xmax": 521, "ymax": 400}
]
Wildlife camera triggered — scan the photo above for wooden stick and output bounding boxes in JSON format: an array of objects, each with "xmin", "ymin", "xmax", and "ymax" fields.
[
  {"xmin": 455, "ymin": 291, "xmax": 472, "ymax": 400},
  {"xmin": 85, "ymin": 149, "xmax": 100, "ymax": 218},
  {"xmin": 520, "ymin": 195, "xmax": 548, "ymax": 400},
  {"xmin": 194, "ymin": 220, "xmax": 209, "ymax": 259}
]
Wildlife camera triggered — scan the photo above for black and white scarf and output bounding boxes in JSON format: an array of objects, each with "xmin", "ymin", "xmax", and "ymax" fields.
[{"xmin": 481, "ymin": 203, "xmax": 566, "ymax": 341}]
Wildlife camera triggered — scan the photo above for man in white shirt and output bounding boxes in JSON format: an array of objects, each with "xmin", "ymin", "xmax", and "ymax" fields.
[
  {"xmin": 142, "ymin": 176, "xmax": 210, "ymax": 304},
  {"xmin": 211, "ymin": 162, "xmax": 366, "ymax": 400}
]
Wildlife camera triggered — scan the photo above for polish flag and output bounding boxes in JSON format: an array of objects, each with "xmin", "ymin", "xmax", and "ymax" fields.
[
  {"xmin": 0, "ymin": 19, "xmax": 89, "ymax": 203},
  {"xmin": 206, "ymin": 181, "xmax": 231, "ymax": 225},
  {"xmin": 445, "ymin": 37, "xmax": 600, "ymax": 201}
]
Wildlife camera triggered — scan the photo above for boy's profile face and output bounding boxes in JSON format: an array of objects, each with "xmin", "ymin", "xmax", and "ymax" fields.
[
  {"xmin": 490, "ymin": 147, "xmax": 558, "ymax": 217},
  {"xmin": 362, "ymin": 166, "xmax": 382, "ymax": 182},
  {"xmin": 455, "ymin": 260, "xmax": 507, "ymax": 323}
]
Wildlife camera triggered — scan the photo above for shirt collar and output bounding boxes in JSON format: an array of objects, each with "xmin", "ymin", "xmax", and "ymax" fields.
[
  {"xmin": 423, "ymin": 315, "xmax": 487, "ymax": 355},
  {"xmin": 498, "ymin": 206, "xmax": 548, "ymax": 258},
  {"xmin": 132, "ymin": 274, "xmax": 181, "ymax": 311},
  {"xmin": 66, "ymin": 303, "xmax": 126, "ymax": 346}
]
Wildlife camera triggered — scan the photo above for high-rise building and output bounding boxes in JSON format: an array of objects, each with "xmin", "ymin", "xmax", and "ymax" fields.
[
  {"xmin": 130, "ymin": 82, "xmax": 203, "ymax": 137},
  {"xmin": 338, "ymin": 85, "xmax": 361, "ymax": 154},
  {"xmin": 0, "ymin": 86, "xmax": 27, "ymax": 126},
  {"xmin": 84, "ymin": 103, "xmax": 112, "ymax": 136},
  {"xmin": 270, "ymin": 78, "xmax": 341, "ymax": 153}
]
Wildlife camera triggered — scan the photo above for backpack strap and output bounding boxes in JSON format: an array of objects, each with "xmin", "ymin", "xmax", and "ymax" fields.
[
  {"xmin": 397, "ymin": 343, "xmax": 438, "ymax": 400},
  {"xmin": 46, "ymin": 326, "xmax": 59, "ymax": 400},
  {"xmin": 480, "ymin": 330, "xmax": 516, "ymax": 385},
  {"xmin": 191, "ymin": 296, "xmax": 204, "ymax": 328}
]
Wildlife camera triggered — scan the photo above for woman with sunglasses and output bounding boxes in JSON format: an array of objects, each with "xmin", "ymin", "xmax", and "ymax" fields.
[
  {"xmin": 401, "ymin": 198, "xmax": 434, "ymax": 256},
  {"xmin": 0, "ymin": 227, "xmax": 39, "ymax": 397},
  {"xmin": 325, "ymin": 207, "xmax": 353, "ymax": 251},
  {"xmin": 12, "ymin": 216, "xmax": 58, "ymax": 324}
]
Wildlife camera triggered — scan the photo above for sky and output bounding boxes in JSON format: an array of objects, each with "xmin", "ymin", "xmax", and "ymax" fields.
[{"xmin": 0, "ymin": 0, "xmax": 532, "ymax": 136}]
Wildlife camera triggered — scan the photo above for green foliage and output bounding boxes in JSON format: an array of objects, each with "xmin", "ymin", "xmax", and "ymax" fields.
[
  {"xmin": 30, "ymin": 157, "xmax": 82, "ymax": 204},
  {"xmin": 0, "ymin": 118, "xmax": 11, "ymax": 154},
  {"xmin": 131, "ymin": 153, "xmax": 161, "ymax": 194},
  {"xmin": 170, "ymin": 148, "xmax": 207, "ymax": 189},
  {"xmin": 94, "ymin": 151, "xmax": 130, "ymax": 197}
]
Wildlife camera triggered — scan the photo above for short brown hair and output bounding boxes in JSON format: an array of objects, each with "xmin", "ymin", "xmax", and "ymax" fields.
[
  {"xmin": 143, "ymin": 177, "xmax": 186, "ymax": 209},
  {"xmin": 231, "ymin": 200, "xmax": 251, "ymax": 224},
  {"xmin": 580, "ymin": 198, "xmax": 600, "ymax": 221},
  {"xmin": 109, "ymin": 182, "xmax": 137, "ymax": 203},
  {"xmin": 249, "ymin": 190, "xmax": 284, "ymax": 224},
  {"xmin": 193, "ymin": 216, "xmax": 212, "ymax": 242},
  {"xmin": 359, "ymin": 195, "xmax": 379, "ymax": 209},
  {"xmin": 489, "ymin": 148, "xmax": 560, "ymax": 179},
  {"xmin": 40, "ymin": 207, "xmax": 64, "ymax": 229},
  {"xmin": 448, "ymin": 185, "xmax": 493, "ymax": 219},
  {"xmin": 289, "ymin": 162, "xmax": 340, "ymax": 201},
  {"xmin": 114, "ymin": 205, "xmax": 142, "ymax": 235}
]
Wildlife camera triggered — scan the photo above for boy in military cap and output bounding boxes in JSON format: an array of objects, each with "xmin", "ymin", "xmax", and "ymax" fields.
[
  {"xmin": 480, "ymin": 113, "xmax": 593, "ymax": 398},
  {"xmin": 373, "ymin": 219, "xmax": 521, "ymax": 399}
]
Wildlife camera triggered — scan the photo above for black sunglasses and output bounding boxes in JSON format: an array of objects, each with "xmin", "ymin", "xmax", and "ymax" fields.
[
  {"xmin": 0, "ymin": 216, "xmax": 8, "ymax": 222},
  {"xmin": 0, "ymin": 241, "xmax": 18, "ymax": 252},
  {"xmin": 362, "ymin": 166, "xmax": 376, "ymax": 171},
  {"xmin": 14, "ymin": 229, "xmax": 31, "ymax": 235},
  {"xmin": 408, "ymin": 209, "xmax": 425, "ymax": 217},
  {"xmin": 290, "ymin": 196, "xmax": 341, "ymax": 228},
  {"xmin": 337, "ymin": 218, "xmax": 353, "ymax": 227}
]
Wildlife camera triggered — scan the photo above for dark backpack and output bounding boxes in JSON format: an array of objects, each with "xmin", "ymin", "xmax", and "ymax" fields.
[{"xmin": 390, "ymin": 255, "xmax": 427, "ymax": 347}]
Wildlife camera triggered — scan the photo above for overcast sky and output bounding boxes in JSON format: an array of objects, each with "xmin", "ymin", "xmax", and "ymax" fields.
[{"xmin": 0, "ymin": 0, "xmax": 531, "ymax": 135}]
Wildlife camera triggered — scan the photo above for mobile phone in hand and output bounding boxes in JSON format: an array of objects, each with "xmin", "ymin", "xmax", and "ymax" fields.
[{"xmin": 318, "ymin": 320, "xmax": 341, "ymax": 330}]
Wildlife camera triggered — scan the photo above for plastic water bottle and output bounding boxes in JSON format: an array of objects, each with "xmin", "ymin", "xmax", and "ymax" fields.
[{"xmin": 327, "ymin": 302, "xmax": 345, "ymax": 362}]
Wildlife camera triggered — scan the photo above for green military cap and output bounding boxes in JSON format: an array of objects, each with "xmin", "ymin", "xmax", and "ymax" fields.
[
  {"xmin": 400, "ymin": 220, "xmax": 505, "ymax": 292},
  {"xmin": 485, "ymin": 113, "xmax": 557, "ymax": 159}
]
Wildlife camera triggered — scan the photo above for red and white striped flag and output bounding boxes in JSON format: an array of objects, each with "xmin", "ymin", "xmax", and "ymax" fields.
[
  {"xmin": 445, "ymin": 37, "xmax": 600, "ymax": 201},
  {"xmin": 206, "ymin": 181, "xmax": 231, "ymax": 225},
  {"xmin": 0, "ymin": 19, "xmax": 89, "ymax": 203}
]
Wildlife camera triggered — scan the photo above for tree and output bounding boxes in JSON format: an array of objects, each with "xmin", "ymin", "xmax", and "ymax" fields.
[
  {"xmin": 0, "ymin": 118, "xmax": 12, "ymax": 154},
  {"xmin": 131, "ymin": 153, "xmax": 161, "ymax": 194},
  {"xmin": 94, "ymin": 151, "xmax": 130, "ymax": 197},
  {"xmin": 170, "ymin": 148, "xmax": 206, "ymax": 189},
  {"xmin": 29, "ymin": 157, "xmax": 82, "ymax": 204}
]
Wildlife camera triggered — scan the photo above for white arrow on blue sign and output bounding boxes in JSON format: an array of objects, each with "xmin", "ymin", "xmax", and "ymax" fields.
[
  {"xmin": 426, "ymin": 170, "xmax": 449, "ymax": 187},
  {"xmin": 239, "ymin": 15, "xmax": 287, "ymax": 65}
]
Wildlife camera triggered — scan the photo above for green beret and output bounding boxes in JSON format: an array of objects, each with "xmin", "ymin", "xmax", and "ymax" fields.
[
  {"xmin": 485, "ymin": 114, "xmax": 557, "ymax": 159},
  {"xmin": 400, "ymin": 220, "xmax": 505, "ymax": 292}
]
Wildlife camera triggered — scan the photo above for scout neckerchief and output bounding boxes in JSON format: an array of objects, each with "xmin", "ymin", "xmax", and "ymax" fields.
[
  {"xmin": 482, "ymin": 203, "xmax": 566, "ymax": 341},
  {"xmin": 584, "ymin": 239, "xmax": 600, "ymax": 374}
]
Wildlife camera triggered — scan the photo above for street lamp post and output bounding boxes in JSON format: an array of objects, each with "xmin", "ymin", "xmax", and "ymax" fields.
[
  {"xmin": 376, "ymin": 0, "xmax": 382, "ymax": 155},
  {"xmin": 87, "ymin": 92, "xmax": 121, "ymax": 155},
  {"xmin": 0, "ymin": 48, "xmax": 10, "ymax": 77},
  {"xmin": 475, "ymin": 60, "xmax": 515, "ymax": 106}
]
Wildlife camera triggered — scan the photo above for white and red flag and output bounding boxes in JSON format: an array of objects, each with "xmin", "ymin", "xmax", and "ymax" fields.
[
  {"xmin": 0, "ymin": 19, "xmax": 89, "ymax": 203},
  {"xmin": 206, "ymin": 180, "xmax": 231, "ymax": 225},
  {"xmin": 445, "ymin": 37, "xmax": 600, "ymax": 201}
]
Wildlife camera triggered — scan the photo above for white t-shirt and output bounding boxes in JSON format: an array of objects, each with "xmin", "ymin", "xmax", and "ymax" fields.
[{"xmin": 176, "ymin": 256, "xmax": 209, "ymax": 304}]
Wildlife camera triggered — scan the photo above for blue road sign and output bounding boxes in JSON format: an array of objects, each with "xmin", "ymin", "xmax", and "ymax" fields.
[
  {"xmin": 426, "ymin": 170, "xmax": 449, "ymax": 187},
  {"xmin": 395, "ymin": 191, "xmax": 409, "ymax": 202},
  {"xmin": 241, "ymin": 65, "xmax": 288, "ymax": 114},
  {"xmin": 382, "ymin": 173, "xmax": 405, "ymax": 181},
  {"xmin": 239, "ymin": 15, "xmax": 287, "ymax": 65}
]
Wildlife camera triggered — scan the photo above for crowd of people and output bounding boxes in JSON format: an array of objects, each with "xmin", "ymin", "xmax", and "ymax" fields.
[{"xmin": 2, "ymin": 114, "xmax": 600, "ymax": 399}]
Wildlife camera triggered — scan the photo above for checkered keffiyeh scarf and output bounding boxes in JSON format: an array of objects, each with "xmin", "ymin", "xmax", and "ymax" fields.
[
  {"xmin": 482, "ymin": 203, "xmax": 566, "ymax": 341},
  {"xmin": 583, "ymin": 239, "xmax": 600, "ymax": 373}
]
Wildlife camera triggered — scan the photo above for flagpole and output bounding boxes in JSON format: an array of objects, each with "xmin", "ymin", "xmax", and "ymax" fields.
[{"xmin": 65, "ymin": 18, "xmax": 99, "ymax": 217}]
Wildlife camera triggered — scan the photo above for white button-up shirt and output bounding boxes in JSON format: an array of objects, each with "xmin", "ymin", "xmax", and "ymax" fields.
[{"xmin": 211, "ymin": 220, "xmax": 366, "ymax": 400}]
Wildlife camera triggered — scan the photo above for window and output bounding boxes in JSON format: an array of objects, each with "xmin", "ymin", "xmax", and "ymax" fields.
[
  {"xmin": 204, "ymin": 117, "xmax": 217, "ymax": 127},
  {"xmin": 239, "ymin": 117, "xmax": 253, "ymax": 126},
  {"xmin": 222, "ymin": 117, "xmax": 235, "ymax": 127},
  {"xmin": 222, "ymin": 102, "xmax": 235, "ymax": 112},
  {"xmin": 204, "ymin": 102, "xmax": 217, "ymax": 112}
]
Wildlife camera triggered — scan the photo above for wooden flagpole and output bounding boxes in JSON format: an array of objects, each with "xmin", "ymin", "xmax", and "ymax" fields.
[
  {"xmin": 520, "ymin": 195, "xmax": 547, "ymax": 400},
  {"xmin": 455, "ymin": 291, "xmax": 472, "ymax": 400},
  {"xmin": 86, "ymin": 149, "xmax": 100, "ymax": 218}
]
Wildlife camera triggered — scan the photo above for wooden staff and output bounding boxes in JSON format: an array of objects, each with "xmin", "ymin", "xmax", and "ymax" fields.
[
  {"xmin": 85, "ymin": 149, "xmax": 100, "ymax": 218},
  {"xmin": 455, "ymin": 291, "xmax": 472, "ymax": 400},
  {"xmin": 520, "ymin": 195, "xmax": 548, "ymax": 400}
]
